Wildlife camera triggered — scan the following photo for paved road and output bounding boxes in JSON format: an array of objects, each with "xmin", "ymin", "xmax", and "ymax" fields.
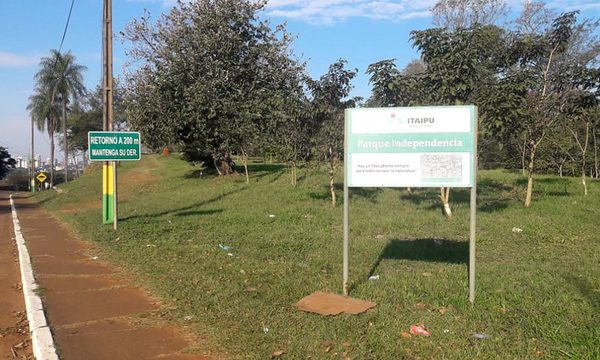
[
  {"xmin": 5, "ymin": 191, "xmax": 218, "ymax": 360},
  {"xmin": 0, "ymin": 190, "xmax": 34, "ymax": 359}
]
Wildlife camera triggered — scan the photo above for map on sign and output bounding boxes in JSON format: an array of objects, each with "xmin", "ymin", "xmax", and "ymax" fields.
[
  {"xmin": 345, "ymin": 106, "xmax": 476, "ymax": 188},
  {"xmin": 88, "ymin": 131, "xmax": 141, "ymax": 161}
]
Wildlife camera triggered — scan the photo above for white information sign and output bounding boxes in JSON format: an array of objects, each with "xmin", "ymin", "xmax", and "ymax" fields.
[{"xmin": 345, "ymin": 106, "xmax": 476, "ymax": 188}]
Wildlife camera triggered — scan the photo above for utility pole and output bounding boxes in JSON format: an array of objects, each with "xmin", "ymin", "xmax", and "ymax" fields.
[
  {"xmin": 31, "ymin": 115, "xmax": 36, "ymax": 193},
  {"xmin": 102, "ymin": 0, "xmax": 117, "ymax": 229}
]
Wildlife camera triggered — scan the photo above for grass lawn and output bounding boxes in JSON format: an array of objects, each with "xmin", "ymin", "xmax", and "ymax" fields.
[{"xmin": 33, "ymin": 155, "xmax": 599, "ymax": 359}]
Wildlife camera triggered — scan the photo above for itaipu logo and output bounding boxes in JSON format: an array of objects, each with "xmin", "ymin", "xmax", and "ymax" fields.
[
  {"xmin": 407, "ymin": 117, "xmax": 435, "ymax": 124},
  {"xmin": 388, "ymin": 112, "xmax": 435, "ymax": 126}
]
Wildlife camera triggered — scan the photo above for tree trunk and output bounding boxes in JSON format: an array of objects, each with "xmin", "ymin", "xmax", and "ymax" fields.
[
  {"xmin": 62, "ymin": 97, "xmax": 68, "ymax": 183},
  {"xmin": 558, "ymin": 163, "xmax": 563, "ymax": 178},
  {"xmin": 49, "ymin": 130, "xmax": 55, "ymax": 187},
  {"xmin": 582, "ymin": 169, "xmax": 588, "ymax": 196},
  {"xmin": 30, "ymin": 115, "xmax": 35, "ymax": 192},
  {"xmin": 521, "ymin": 134, "xmax": 527, "ymax": 177},
  {"xmin": 593, "ymin": 126, "xmax": 598, "ymax": 179},
  {"xmin": 241, "ymin": 147, "xmax": 249, "ymax": 184},
  {"xmin": 440, "ymin": 187, "xmax": 452, "ymax": 217},
  {"xmin": 524, "ymin": 144, "xmax": 537, "ymax": 208},
  {"xmin": 290, "ymin": 161, "xmax": 297, "ymax": 186},
  {"xmin": 213, "ymin": 158, "xmax": 222, "ymax": 176},
  {"xmin": 329, "ymin": 148, "xmax": 336, "ymax": 206}
]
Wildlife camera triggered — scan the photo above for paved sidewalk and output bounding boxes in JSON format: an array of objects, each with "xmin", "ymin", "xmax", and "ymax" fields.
[
  {"xmin": 10, "ymin": 192, "xmax": 218, "ymax": 360},
  {"xmin": 0, "ymin": 190, "xmax": 33, "ymax": 359}
]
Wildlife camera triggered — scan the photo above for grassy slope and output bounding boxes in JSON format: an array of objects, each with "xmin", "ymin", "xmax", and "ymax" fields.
[{"xmin": 34, "ymin": 155, "xmax": 599, "ymax": 359}]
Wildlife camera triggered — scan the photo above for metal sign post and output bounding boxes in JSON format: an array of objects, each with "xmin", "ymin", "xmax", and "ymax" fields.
[
  {"xmin": 343, "ymin": 105, "xmax": 478, "ymax": 303},
  {"xmin": 88, "ymin": 131, "xmax": 141, "ymax": 229}
]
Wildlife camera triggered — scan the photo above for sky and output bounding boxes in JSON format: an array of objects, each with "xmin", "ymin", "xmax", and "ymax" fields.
[{"xmin": 1, "ymin": 0, "xmax": 600, "ymax": 161}]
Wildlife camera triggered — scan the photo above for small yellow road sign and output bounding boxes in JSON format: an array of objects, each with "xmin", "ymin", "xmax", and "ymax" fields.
[{"xmin": 36, "ymin": 173, "xmax": 48, "ymax": 183}]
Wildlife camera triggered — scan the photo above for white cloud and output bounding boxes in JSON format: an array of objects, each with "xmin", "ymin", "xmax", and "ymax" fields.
[
  {"xmin": 266, "ymin": 0, "xmax": 437, "ymax": 24},
  {"xmin": 124, "ymin": 0, "xmax": 600, "ymax": 24},
  {"xmin": 545, "ymin": 0, "xmax": 600, "ymax": 12},
  {"xmin": 266, "ymin": 0, "xmax": 600, "ymax": 24},
  {"xmin": 0, "ymin": 52, "xmax": 38, "ymax": 68}
]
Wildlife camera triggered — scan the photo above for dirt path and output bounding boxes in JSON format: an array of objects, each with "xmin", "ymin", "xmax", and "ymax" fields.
[
  {"xmin": 7, "ymin": 191, "xmax": 221, "ymax": 360},
  {"xmin": 0, "ymin": 190, "xmax": 33, "ymax": 359}
]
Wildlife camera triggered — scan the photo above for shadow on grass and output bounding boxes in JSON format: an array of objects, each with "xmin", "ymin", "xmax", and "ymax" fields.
[
  {"xmin": 400, "ymin": 188, "xmax": 471, "ymax": 206},
  {"xmin": 368, "ymin": 238, "xmax": 468, "ymax": 274},
  {"xmin": 563, "ymin": 275, "xmax": 599, "ymax": 311},
  {"xmin": 121, "ymin": 186, "xmax": 248, "ymax": 221},
  {"xmin": 185, "ymin": 162, "xmax": 288, "ymax": 184},
  {"xmin": 349, "ymin": 238, "xmax": 468, "ymax": 292},
  {"xmin": 174, "ymin": 209, "xmax": 223, "ymax": 217},
  {"xmin": 310, "ymin": 185, "xmax": 383, "ymax": 203}
]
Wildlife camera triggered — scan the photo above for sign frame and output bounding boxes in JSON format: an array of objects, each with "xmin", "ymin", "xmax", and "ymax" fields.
[
  {"xmin": 342, "ymin": 105, "xmax": 478, "ymax": 303},
  {"xmin": 88, "ymin": 131, "xmax": 141, "ymax": 162}
]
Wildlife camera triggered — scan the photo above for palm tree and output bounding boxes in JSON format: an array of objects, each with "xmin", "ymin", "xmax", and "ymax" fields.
[
  {"xmin": 33, "ymin": 50, "xmax": 86, "ymax": 183},
  {"xmin": 27, "ymin": 87, "xmax": 60, "ymax": 186}
]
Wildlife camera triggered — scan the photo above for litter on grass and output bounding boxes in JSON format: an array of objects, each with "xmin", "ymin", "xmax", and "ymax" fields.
[
  {"xmin": 270, "ymin": 350, "xmax": 285, "ymax": 358},
  {"xmin": 294, "ymin": 291, "xmax": 376, "ymax": 316},
  {"xmin": 368, "ymin": 275, "xmax": 380, "ymax": 281},
  {"xmin": 512, "ymin": 227, "xmax": 523, "ymax": 233},
  {"xmin": 471, "ymin": 332, "xmax": 490, "ymax": 339},
  {"xmin": 409, "ymin": 324, "xmax": 431, "ymax": 337},
  {"xmin": 268, "ymin": 214, "xmax": 276, "ymax": 218},
  {"xmin": 219, "ymin": 244, "xmax": 232, "ymax": 251}
]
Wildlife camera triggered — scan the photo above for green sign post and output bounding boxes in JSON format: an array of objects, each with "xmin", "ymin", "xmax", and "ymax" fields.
[
  {"xmin": 88, "ymin": 131, "xmax": 141, "ymax": 161},
  {"xmin": 88, "ymin": 131, "xmax": 142, "ymax": 229}
]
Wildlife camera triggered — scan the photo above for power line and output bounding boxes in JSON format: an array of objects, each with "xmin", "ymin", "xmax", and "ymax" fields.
[{"xmin": 58, "ymin": 0, "xmax": 76, "ymax": 54}]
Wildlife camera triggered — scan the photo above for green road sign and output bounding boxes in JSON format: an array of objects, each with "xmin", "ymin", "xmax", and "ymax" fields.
[
  {"xmin": 88, "ymin": 131, "xmax": 141, "ymax": 161},
  {"xmin": 345, "ymin": 106, "xmax": 477, "ymax": 188}
]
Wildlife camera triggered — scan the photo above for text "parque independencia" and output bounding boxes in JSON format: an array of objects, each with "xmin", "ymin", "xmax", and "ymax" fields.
[{"xmin": 357, "ymin": 138, "xmax": 464, "ymax": 151}]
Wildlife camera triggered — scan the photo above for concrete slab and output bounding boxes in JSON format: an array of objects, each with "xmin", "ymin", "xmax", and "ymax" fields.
[
  {"xmin": 54, "ymin": 326, "xmax": 191, "ymax": 360},
  {"xmin": 43, "ymin": 287, "xmax": 158, "ymax": 326},
  {"xmin": 38, "ymin": 275, "xmax": 126, "ymax": 293}
]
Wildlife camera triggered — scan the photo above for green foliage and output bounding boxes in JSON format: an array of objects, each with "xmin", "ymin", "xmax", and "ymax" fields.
[
  {"xmin": 309, "ymin": 59, "xmax": 360, "ymax": 160},
  {"xmin": 28, "ymin": 49, "xmax": 87, "ymax": 184},
  {"xmin": 123, "ymin": 0, "xmax": 306, "ymax": 172},
  {"xmin": 67, "ymin": 78, "xmax": 126, "ymax": 155},
  {"xmin": 0, "ymin": 147, "xmax": 17, "ymax": 179}
]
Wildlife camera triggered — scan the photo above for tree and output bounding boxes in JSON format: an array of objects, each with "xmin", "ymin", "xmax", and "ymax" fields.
[
  {"xmin": 366, "ymin": 59, "xmax": 400, "ymax": 107},
  {"xmin": 32, "ymin": 50, "xmax": 86, "ymax": 183},
  {"xmin": 412, "ymin": 25, "xmax": 508, "ymax": 216},
  {"xmin": 514, "ymin": 0, "xmax": 556, "ymax": 35},
  {"xmin": 310, "ymin": 59, "xmax": 359, "ymax": 206},
  {"xmin": 511, "ymin": 12, "xmax": 598, "ymax": 207},
  {"xmin": 0, "ymin": 147, "xmax": 17, "ymax": 180},
  {"xmin": 272, "ymin": 93, "xmax": 312, "ymax": 186},
  {"xmin": 27, "ymin": 86, "xmax": 61, "ymax": 186},
  {"xmin": 67, "ymin": 79, "xmax": 125, "ymax": 167},
  {"xmin": 563, "ymin": 92, "xmax": 600, "ymax": 195},
  {"xmin": 431, "ymin": 0, "xmax": 507, "ymax": 31},
  {"xmin": 123, "ymin": 0, "xmax": 306, "ymax": 176}
]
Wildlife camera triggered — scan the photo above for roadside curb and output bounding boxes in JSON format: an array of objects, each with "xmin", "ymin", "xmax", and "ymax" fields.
[{"xmin": 9, "ymin": 194, "xmax": 59, "ymax": 360}]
